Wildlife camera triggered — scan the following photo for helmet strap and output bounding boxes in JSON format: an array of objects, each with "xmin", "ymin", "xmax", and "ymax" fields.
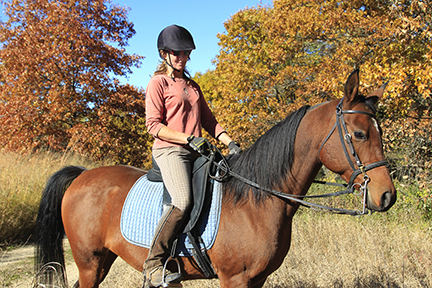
[{"xmin": 165, "ymin": 54, "xmax": 182, "ymax": 80}]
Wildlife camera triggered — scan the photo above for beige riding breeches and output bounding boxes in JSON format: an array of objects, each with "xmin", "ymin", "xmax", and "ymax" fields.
[{"xmin": 152, "ymin": 146, "xmax": 200, "ymax": 212}]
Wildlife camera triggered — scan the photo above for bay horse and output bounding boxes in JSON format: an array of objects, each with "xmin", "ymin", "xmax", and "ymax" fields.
[{"xmin": 35, "ymin": 70, "xmax": 396, "ymax": 288}]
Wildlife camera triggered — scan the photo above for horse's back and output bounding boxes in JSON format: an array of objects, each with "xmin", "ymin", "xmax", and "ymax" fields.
[{"xmin": 68, "ymin": 165, "xmax": 145, "ymax": 189}]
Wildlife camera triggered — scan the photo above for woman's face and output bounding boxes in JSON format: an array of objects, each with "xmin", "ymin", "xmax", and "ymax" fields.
[{"xmin": 164, "ymin": 50, "xmax": 190, "ymax": 73}]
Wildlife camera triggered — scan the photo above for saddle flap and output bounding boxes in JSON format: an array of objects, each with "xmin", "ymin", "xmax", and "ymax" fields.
[{"xmin": 183, "ymin": 155, "xmax": 214, "ymax": 233}]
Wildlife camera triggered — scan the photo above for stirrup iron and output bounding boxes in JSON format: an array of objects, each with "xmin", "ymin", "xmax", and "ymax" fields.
[{"xmin": 161, "ymin": 257, "xmax": 182, "ymax": 287}]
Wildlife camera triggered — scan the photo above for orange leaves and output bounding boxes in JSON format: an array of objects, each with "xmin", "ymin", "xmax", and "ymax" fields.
[
  {"xmin": 0, "ymin": 0, "xmax": 146, "ymax": 163},
  {"xmin": 70, "ymin": 83, "xmax": 152, "ymax": 167},
  {"xmin": 194, "ymin": 0, "xmax": 432, "ymax": 156}
]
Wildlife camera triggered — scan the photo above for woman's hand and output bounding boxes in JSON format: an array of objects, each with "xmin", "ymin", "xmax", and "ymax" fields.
[{"xmin": 187, "ymin": 136, "xmax": 211, "ymax": 154}]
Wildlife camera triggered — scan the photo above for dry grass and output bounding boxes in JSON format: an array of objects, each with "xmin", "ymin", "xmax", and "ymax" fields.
[
  {"xmin": 0, "ymin": 149, "xmax": 112, "ymax": 246},
  {"xmin": 1, "ymin": 150, "xmax": 432, "ymax": 287},
  {"xmin": 266, "ymin": 212, "xmax": 432, "ymax": 287},
  {"xmin": 62, "ymin": 212, "xmax": 432, "ymax": 288}
]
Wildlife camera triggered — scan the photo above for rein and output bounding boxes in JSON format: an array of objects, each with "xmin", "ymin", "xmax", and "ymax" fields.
[{"xmin": 205, "ymin": 99, "xmax": 388, "ymax": 216}]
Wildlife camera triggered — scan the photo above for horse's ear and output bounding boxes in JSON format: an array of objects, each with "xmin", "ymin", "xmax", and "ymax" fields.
[
  {"xmin": 366, "ymin": 81, "xmax": 388, "ymax": 105},
  {"xmin": 344, "ymin": 69, "xmax": 360, "ymax": 103}
]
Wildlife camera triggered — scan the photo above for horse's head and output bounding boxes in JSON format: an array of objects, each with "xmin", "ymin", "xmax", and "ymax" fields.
[{"xmin": 319, "ymin": 70, "xmax": 396, "ymax": 212}]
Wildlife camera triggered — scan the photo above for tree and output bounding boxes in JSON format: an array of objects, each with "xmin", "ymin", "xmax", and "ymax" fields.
[
  {"xmin": 197, "ymin": 0, "xmax": 431, "ymax": 182},
  {"xmin": 69, "ymin": 82, "xmax": 153, "ymax": 168},
  {"xmin": 211, "ymin": 6, "xmax": 287, "ymax": 146},
  {"xmin": 0, "ymin": 0, "xmax": 148, "ymax": 164}
]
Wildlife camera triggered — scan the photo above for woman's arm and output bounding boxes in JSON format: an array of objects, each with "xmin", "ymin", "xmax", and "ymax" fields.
[
  {"xmin": 217, "ymin": 132, "xmax": 234, "ymax": 146},
  {"xmin": 156, "ymin": 126, "xmax": 190, "ymax": 145}
]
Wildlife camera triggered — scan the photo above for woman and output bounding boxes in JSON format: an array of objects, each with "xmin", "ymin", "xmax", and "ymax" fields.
[{"xmin": 144, "ymin": 24, "xmax": 241, "ymax": 287}]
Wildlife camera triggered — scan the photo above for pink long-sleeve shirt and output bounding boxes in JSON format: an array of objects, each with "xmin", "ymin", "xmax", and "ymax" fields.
[{"xmin": 145, "ymin": 74, "xmax": 225, "ymax": 149}]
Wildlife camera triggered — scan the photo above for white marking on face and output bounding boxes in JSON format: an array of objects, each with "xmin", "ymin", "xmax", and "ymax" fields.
[{"xmin": 372, "ymin": 118, "xmax": 380, "ymax": 133}]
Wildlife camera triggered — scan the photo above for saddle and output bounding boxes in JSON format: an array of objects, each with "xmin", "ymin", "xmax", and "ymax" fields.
[{"xmin": 146, "ymin": 151, "xmax": 222, "ymax": 278}]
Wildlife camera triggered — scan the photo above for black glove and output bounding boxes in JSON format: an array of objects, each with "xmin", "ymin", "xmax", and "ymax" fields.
[
  {"xmin": 187, "ymin": 135, "xmax": 210, "ymax": 154},
  {"xmin": 228, "ymin": 141, "xmax": 242, "ymax": 155}
]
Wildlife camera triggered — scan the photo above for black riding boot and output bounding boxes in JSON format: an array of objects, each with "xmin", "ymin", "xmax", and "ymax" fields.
[{"xmin": 143, "ymin": 205, "xmax": 185, "ymax": 287}]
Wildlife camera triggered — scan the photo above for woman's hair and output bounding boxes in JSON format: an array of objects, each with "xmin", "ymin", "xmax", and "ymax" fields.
[{"xmin": 154, "ymin": 50, "xmax": 192, "ymax": 84}]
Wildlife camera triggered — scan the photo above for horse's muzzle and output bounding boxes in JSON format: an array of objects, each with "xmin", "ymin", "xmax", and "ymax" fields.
[{"xmin": 367, "ymin": 191, "xmax": 397, "ymax": 212}]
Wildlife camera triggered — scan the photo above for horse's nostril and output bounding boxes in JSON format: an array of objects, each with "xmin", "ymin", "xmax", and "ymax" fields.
[{"xmin": 380, "ymin": 192, "xmax": 394, "ymax": 211}]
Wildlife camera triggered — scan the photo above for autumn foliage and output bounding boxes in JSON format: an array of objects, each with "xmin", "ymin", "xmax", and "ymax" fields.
[
  {"xmin": 0, "ymin": 0, "xmax": 431, "ymax": 180},
  {"xmin": 195, "ymin": 0, "xmax": 432, "ymax": 182},
  {"xmin": 0, "ymin": 0, "xmax": 152, "ymax": 166}
]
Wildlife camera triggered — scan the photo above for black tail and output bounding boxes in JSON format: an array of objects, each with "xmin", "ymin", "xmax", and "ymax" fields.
[{"xmin": 34, "ymin": 165, "xmax": 86, "ymax": 287}]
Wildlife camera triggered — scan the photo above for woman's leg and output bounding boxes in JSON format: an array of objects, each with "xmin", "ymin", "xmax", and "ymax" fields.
[{"xmin": 143, "ymin": 147, "xmax": 198, "ymax": 287}]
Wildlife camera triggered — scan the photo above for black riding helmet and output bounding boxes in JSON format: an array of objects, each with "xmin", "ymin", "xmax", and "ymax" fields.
[{"xmin": 157, "ymin": 25, "xmax": 196, "ymax": 53}]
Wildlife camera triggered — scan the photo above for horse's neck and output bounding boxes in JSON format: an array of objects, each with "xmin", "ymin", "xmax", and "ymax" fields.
[
  {"xmin": 218, "ymin": 195, "xmax": 294, "ymax": 272},
  {"xmin": 224, "ymin": 194, "xmax": 292, "ymax": 236},
  {"xmin": 287, "ymin": 107, "xmax": 332, "ymax": 196}
]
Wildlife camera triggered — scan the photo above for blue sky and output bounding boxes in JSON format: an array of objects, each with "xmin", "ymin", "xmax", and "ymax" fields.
[
  {"xmin": 112, "ymin": 0, "xmax": 272, "ymax": 89},
  {"xmin": 0, "ymin": 0, "xmax": 272, "ymax": 89}
]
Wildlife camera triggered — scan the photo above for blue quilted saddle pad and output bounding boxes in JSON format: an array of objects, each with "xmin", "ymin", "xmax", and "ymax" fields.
[{"xmin": 120, "ymin": 174, "xmax": 223, "ymax": 257}]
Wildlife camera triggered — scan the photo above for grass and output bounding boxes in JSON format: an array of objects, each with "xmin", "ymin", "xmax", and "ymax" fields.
[
  {"xmin": 0, "ymin": 256, "xmax": 34, "ymax": 287},
  {"xmin": 46, "ymin": 211, "xmax": 430, "ymax": 288},
  {"xmin": 273, "ymin": 212, "xmax": 432, "ymax": 287},
  {"xmin": 0, "ymin": 149, "xmax": 113, "ymax": 247},
  {"xmin": 1, "ymin": 150, "xmax": 432, "ymax": 287}
]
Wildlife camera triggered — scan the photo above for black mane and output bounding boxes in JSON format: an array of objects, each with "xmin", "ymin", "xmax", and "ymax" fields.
[{"xmin": 224, "ymin": 105, "xmax": 310, "ymax": 204}]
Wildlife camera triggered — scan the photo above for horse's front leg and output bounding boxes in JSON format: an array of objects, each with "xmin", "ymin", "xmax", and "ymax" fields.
[
  {"xmin": 252, "ymin": 278, "xmax": 268, "ymax": 288},
  {"xmin": 218, "ymin": 273, "xmax": 251, "ymax": 288},
  {"xmin": 218, "ymin": 274, "xmax": 267, "ymax": 288}
]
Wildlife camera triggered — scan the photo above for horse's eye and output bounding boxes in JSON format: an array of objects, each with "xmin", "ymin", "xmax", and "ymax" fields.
[{"xmin": 354, "ymin": 131, "xmax": 366, "ymax": 140}]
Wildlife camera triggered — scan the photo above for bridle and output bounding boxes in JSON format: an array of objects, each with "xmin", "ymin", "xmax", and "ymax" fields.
[
  {"xmin": 318, "ymin": 98, "xmax": 388, "ymax": 188},
  {"xmin": 206, "ymin": 98, "xmax": 389, "ymax": 216},
  {"xmin": 314, "ymin": 98, "xmax": 389, "ymax": 214}
]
